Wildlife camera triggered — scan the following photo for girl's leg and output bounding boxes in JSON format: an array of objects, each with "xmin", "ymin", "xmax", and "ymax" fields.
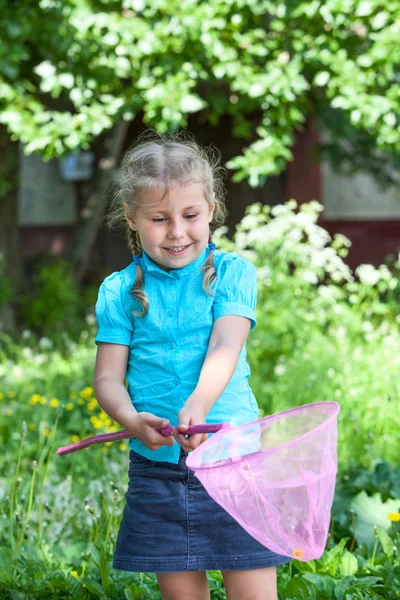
[
  {"xmin": 156, "ymin": 571, "xmax": 210, "ymax": 600},
  {"xmin": 222, "ymin": 567, "xmax": 277, "ymax": 600}
]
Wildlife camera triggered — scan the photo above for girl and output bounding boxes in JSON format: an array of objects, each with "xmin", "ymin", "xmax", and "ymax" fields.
[{"xmin": 93, "ymin": 133, "xmax": 290, "ymax": 600}]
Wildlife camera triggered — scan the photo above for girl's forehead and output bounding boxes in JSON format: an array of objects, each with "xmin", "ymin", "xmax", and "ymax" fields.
[{"xmin": 140, "ymin": 183, "xmax": 209, "ymax": 213}]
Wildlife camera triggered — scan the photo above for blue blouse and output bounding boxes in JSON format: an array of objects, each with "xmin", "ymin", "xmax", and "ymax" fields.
[{"xmin": 95, "ymin": 247, "xmax": 259, "ymax": 463}]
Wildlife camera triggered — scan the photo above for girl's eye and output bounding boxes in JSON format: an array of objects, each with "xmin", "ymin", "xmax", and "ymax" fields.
[
  {"xmin": 185, "ymin": 214, "xmax": 197, "ymax": 220},
  {"xmin": 152, "ymin": 218, "xmax": 167, "ymax": 223}
]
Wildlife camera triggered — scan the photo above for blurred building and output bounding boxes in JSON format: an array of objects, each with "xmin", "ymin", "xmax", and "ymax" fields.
[{"xmin": 18, "ymin": 118, "xmax": 400, "ymax": 275}]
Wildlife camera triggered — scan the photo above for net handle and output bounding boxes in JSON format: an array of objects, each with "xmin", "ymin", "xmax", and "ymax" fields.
[{"xmin": 56, "ymin": 423, "xmax": 228, "ymax": 456}]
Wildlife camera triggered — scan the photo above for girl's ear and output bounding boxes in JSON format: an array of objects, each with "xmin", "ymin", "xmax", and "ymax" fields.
[{"xmin": 123, "ymin": 202, "xmax": 137, "ymax": 231}]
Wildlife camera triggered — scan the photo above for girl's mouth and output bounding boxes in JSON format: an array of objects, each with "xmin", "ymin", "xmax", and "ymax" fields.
[{"xmin": 163, "ymin": 244, "xmax": 192, "ymax": 256}]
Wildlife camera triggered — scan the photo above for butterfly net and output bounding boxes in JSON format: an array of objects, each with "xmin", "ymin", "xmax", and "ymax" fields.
[{"xmin": 186, "ymin": 402, "xmax": 339, "ymax": 561}]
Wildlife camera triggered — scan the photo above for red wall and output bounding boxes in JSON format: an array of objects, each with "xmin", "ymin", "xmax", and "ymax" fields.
[{"xmin": 286, "ymin": 118, "xmax": 400, "ymax": 268}]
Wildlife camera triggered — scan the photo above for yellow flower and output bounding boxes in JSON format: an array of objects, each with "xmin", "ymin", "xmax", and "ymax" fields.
[
  {"xmin": 71, "ymin": 571, "xmax": 78, "ymax": 578},
  {"xmin": 40, "ymin": 396, "xmax": 47, "ymax": 405},
  {"xmin": 71, "ymin": 435, "xmax": 80, "ymax": 442},
  {"xmin": 388, "ymin": 513, "xmax": 400, "ymax": 522},
  {"xmin": 0, "ymin": 392, "xmax": 4, "ymax": 400},
  {"xmin": 8, "ymin": 391, "xmax": 16, "ymax": 398},
  {"xmin": 293, "ymin": 548, "xmax": 304, "ymax": 559},
  {"xmin": 119, "ymin": 443, "xmax": 128, "ymax": 451},
  {"xmin": 66, "ymin": 402, "xmax": 74, "ymax": 411},
  {"xmin": 77, "ymin": 399, "xmax": 84, "ymax": 406},
  {"xmin": 44, "ymin": 428, "xmax": 51, "ymax": 436},
  {"xmin": 29, "ymin": 424, "xmax": 36, "ymax": 431},
  {"xmin": 70, "ymin": 392, "xmax": 77, "ymax": 398},
  {"xmin": 105, "ymin": 441, "xmax": 112, "ymax": 446},
  {"xmin": 80, "ymin": 386, "xmax": 94, "ymax": 400},
  {"xmin": 50, "ymin": 398, "xmax": 60, "ymax": 408},
  {"xmin": 90, "ymin": 416, "xmax": 102, "ymax": 429},
  {"xmin": 30, "ymin": 394, "xmax": 41, "ymax": 405},
  {"xmin": 87, "ymin": 399, "xmax": 97, "ymax": 411}
]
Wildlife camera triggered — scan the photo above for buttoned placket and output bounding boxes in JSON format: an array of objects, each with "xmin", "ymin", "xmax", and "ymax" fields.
[{"xmin": 164, "ymin": 275, "xmax": 181, "ymax": 392}]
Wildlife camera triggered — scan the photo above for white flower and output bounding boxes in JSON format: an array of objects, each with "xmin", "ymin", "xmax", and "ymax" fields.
[
  {"xmin": 356, "ymin": 264, "xmax": 380, "ymax": 286},
  {"xmin": 274, "ymin": 365, "xmax": 286, "ymax": 376},
  {"xmin": 38, "ymin": 337, "xmax": 53, "ymax": 350}
]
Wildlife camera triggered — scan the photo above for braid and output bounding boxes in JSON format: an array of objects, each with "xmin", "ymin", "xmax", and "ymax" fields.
[
  {"xmin": 203, "ymin": 234, "xmax": 217, "ymax": 294},
  {"xmin": 127, "ymin": 228, "xmax": 149, "ymax": 316}
]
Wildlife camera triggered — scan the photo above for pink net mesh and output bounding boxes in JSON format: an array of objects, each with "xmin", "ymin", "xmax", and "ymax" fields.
[{"xmin": 186, "ymin": 402, "xmax": 340, "ymax": 561}]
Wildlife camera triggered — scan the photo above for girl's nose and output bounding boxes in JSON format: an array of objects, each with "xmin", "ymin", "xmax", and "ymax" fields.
[{"xmin": 167, "ymin": 220, "xmax": 185, "ymax": 239}]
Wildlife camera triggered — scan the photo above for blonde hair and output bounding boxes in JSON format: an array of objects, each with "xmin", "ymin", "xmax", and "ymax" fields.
[{"xmin": 108, "ymin": 131, "xmax": 226, "ymax": 315}]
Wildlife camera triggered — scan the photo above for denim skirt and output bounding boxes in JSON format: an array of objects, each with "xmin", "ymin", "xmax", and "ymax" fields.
[{"xmin": 113, "ymin": 449, "xmax": 292, "ymax": 573}]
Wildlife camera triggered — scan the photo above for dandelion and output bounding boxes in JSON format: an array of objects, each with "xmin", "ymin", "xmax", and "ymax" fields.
[
  {"xmin": 28, "ymin": 424, "xmax": 36, "ymax": 431},
  {"xmin": 90, "ymin": 416, "xmax": 103, "ymax": 429},
  {"xmin": 77, "ymin": 399, "xmax": 84, "ymax": 406},
  {"xmin": 388, "ymin": 513, "xmax": 400, "ymax": 522},
  {"xmin": 50, "ymin": 398, "xmax": 60, "ymax": 408},
  {"xmin": 44, "ymin": 428, "xmax": 51, "ymax": 436},
  {"xmin": 87, "ymin": 399, "xmax": 97, "ymax": 411},
  {"xmin": 40, "ymin": 397, "xmax": 47, "ymax": 405},
  {"xmin": 66, "ymin": 403, "xmax": 74, "ymax": 411},
  {"xmin": 71, "ymin": 435, "xmax": 80, "ymax": 442},
  {"xmin": 30, "ymin": 394, "xmax": 41, "ymax": 405},
  {"xmin": 80, "ymin": 387, "xmax": 94, "ymax": 400},
  {"xmin": 71, "ymin": 571, "xmax": 78, "ymax": 578},
  {"xmin": 119, "ymin": 443, "xmax": 128, "ymax": 451}
]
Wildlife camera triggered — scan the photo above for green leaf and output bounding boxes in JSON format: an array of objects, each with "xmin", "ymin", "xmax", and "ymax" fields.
[
  {"xmin": 314, "ymin": 71, "xmax": 330, "ymax": 87},
  {"xmin": 285, "ymin": 576, "xmax": 317, "ymax": 599},
  {"xmin": 179, "ymin": 94, "xmax": 205, "ymax": 113},
  {"xmin": 340, "ymin": 550, "xmax": 358, "ymax": 577},
  {"xmin": 350, "ymin": 491, "xmax": 400, "ymax": 548},
  {"xmin": 377, "ymin": 528, "xmax": 394, "ymax": 558},
  {"xmin": 0, "ymin": 547, "xmax": 13, "ymax": 585},
  {"xmin": 81, "ymin": 578, "xmax": 105, "ymax": 597}
]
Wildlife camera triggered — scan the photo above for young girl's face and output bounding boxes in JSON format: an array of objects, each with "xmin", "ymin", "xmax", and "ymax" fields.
[{"xmin": 124, "ymin": 183, "xmax": 214, "ymax": 272}]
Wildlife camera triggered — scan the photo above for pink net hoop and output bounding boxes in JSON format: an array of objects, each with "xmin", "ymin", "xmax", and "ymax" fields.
[{"xmin": 186, "ymin": 401, "xmax": 340, "ymax": 561}]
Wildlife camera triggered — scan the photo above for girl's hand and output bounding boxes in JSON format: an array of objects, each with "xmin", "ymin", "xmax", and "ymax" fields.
[
  {"xmin": 175, "ymin": 399, "xmax": 208, "ymax": 452},
  {"xmin": 126, "ymin": 411, "xmax": 175, "ymax": 451}
]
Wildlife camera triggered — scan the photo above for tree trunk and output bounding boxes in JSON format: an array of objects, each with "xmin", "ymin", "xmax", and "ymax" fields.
[
  {"xmin": 0, "ymin": 129, "xmax": 19, "ymax": 330},
  {"xmin": 69, "ymin": 121, "xmax": 129, "ymax": 282}
]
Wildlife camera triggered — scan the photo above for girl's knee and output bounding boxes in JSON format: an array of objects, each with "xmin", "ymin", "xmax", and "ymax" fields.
[
  {"xmin": 156, "ymin": 571, "xmax": 210, "ymax": 600},
  {"xmin": 222, "ymin": 567, "xmax": 277, "ymax": 600}
]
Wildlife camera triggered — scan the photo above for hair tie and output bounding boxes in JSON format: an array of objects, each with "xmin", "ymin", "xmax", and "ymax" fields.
[
  {"xmin": 133, "ymin": 255, "xmax": 141, "ymax": 265},
  {"xmin": 208, "ymin": 242, "xmax": 216, "ymax": 251}
]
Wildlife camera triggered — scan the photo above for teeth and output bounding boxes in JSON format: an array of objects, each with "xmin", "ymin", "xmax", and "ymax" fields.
[{"xmin": 168, "ymin": 246, "xmax": 186, "ymax": 252}]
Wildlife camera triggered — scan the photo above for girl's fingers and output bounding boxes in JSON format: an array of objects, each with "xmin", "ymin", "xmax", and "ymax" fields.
[{"xmin": 189, "ymin": 433, "xmax": 208, "ymax": 450}]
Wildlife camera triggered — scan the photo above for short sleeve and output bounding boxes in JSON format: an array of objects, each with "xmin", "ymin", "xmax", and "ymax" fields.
[
  {"xmin": 95, "ymin": 272, "xmax": 134, "ymax": 346},
  {"xmin": 213, "ymin": 256, "xmax": 257, "ymax": 329}
]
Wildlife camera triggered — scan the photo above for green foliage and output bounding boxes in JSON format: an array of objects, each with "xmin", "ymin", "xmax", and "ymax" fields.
[
  {"xmin": 216, "ymin": 200, "xmax": 400, "ymax": 468},
  {"xmin": 18, "ymin": 257, "xmax": 95, "ymax": 341},
  {"xmin": 0, "ymin": 0, "xmax": 399, "ymax": 184},
  {"xmin": 1, "ymin": 201, "xmax": 400, "ymax": 597}
]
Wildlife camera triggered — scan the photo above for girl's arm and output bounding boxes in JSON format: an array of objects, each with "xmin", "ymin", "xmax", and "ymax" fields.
[
  {"xmin": 176, "ymin": 314, "xmax": 251, "ymax": 451},
  {"xmin": 94, "ymin": 343, "xmax": 174, "ymax": 450}
]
